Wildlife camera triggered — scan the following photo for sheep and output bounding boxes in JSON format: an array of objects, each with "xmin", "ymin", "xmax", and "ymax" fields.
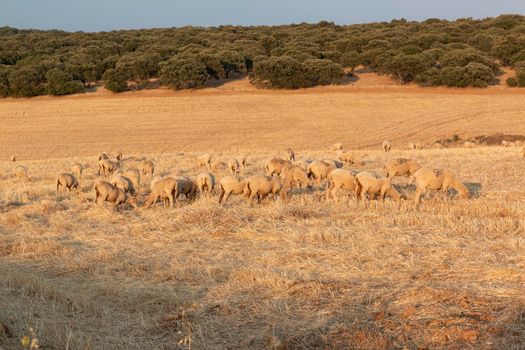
[
  {"xmin": 56, "ymin": 173, "xmax": 79, "ymax": 194},
  {"xmin": 408, "ymin": 142, "xmax": 416, "ymax": 150},
  {"xmin": 174, "ymin": 176, "xmax": 198, "ymax": 202},
  {"xmin": 10, "ymin": 156, "xmax": 16, "ymax": 162},
  {"xmin": 432, "ymin": 142, "xmax": 445, "ymax": 149},
  {"xmin": 197, "ymin": 154, "xmax": 212, "ymax": 169},
  {"xmin": 98, "ymin": 152, "xmax": 109, "ymax": 161},
  {"xmin": 94, "ymin": 180, "xmax": 138, "ymax": 209},
  {"xmin": 142, "ymin": 160, "xmax": 155, "ymax": 176},
  {"xmin": 331, "ymin": 143, "xmax": 343, "ymax": 152},
  {"xmin": 110, "ymin": 174, "xmax": 135, "ymax": 195},
  {"xmin": 227, "ymin": 158, "xmax": 241, "ymax": 176},
  {"xmin": 218, "ymin": 176, "xmax": 247, "ymax": 203},
  {"xmin": 71, "ymin": 162, "xmax": 83, "ymax": 180},
  {"xmin": 240, "ymin": 155, "xmax": 247, "ymax": 171},
  {"xmin": 14, "ymin": 166, "xmax": 29, "ymax": 181},
  {"xmin": 143, "ymin": 177, "xmax": 177, "ymax": 208},
  {"xmin": 325, "ymin": 169, "xmax": 356, "ymax": 200},
  {"xmin": 502, "ymin": 140, "xmax": 512, "ymax": 147},
  {"xmin": 196, "ymin": 172, "xmax": 215, "ymax": 194},
  {"xmin": 244, "ymin": 175, "xmax": 287, "ymax": 204},
  {"xmin": 123, "ymin": 168, "xmax": 141, "ymax": 190},
  {"xmin": 321, "ymin": 158, "xmax": 344, "ymax": 169},
  {"xmin": 307, "ymin": 160, "xmax": 336, "ymax": 185},
  {"xmin": 266, "ymin": 158, "xmax": 292, "ymax": 176},
  {"xmin": 384, "ymin": 158, "xmax": 421, "ymax": 179},
  {"xmin": 339, "ymin": 152, "xmax": 357, "ymax": 166},
  {"xmin": 286, "ymin": 148, "xmax": 296, "ymax": 162},
  {"xmin": 98, "ymin": 159, "xmax": 119, "ymax": 178},
  {"xmin": 116, "ymin": 151, "xmax": 123, "ymax": 161},
  {"xmin": 514, "ymin": 140, "xmax": 524, "ymax": 147},
  {"xmin": 463, "ymin": 141, "xmax": 475, "ymax": 148},
  {"xmin": 415, "ymin": 142, "xmax": 423, "ymax": 150},
  {"xmin": 354, "ymin": 171, "xmax": 402, "ymax": 201},
  {"xmin": 280, "ymin": 164, "xmax": 310, "ymax": 188},
  {"xmin": 295, "ymin": 158, "xmax": 313, "ymax": 172},
  {"xmin": 382, "ymin": 141, "xmax": 391, "ymax": 152},
  {"xmin": 413, "ymin": 168, "xmax": 469, "ymax": 205}
]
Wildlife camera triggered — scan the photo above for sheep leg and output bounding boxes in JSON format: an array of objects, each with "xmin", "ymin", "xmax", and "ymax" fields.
[{"xmin": 414, "ymin": 188, "xmax": 426, "ymax": 206}]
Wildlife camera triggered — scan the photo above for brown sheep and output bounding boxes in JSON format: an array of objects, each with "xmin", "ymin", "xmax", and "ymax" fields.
[
  {"xmin": 266, "ymin": 158, "xmax": 292, "ymax": 176},
  {"xmin": 502, "ymin": 140, "xmax": 512, "ymax": 147},
  {"xmin": 408, "ymin": 142, "xmax": 416, "ymax": 150},
  {"xmin": 98, "ymin": 152, "xmax": 109, "ymax": 161},
  {"xmin": 413, "ymin": 168, "xmax": 469, "ymax": 205},
  {"xmin": 94, "ymin": 180, "xmax": 138, "ymax": 209},
  {"xmin": 197, "ymin": 154, "xmax": 212, "ymax": 169},
  {"xmin": 71, "ymin": 162, "xmax": 83, "ymax": 180},
  {"xmin": 331, "ymin": 143, "xmax": 343, "ymax": 152},
  {"xmin": 110, "ymin": 174, "xmax": 135, "ymax": 195},
  {"xmin": 143, "ymin": 177, "xmax": 177, "ymax": 208},
  {"xmin": 244, "ymin": 175, "xmax": 287, "ymax": 204},
  {"xmin": 240, "ymin": 155, "xmax": 247, "ymax": 171},
  {"xmin": 280, "ymin": 164, "xmax": 310, "ymax": 188},
  {"xmin": 326, "ymin": 169, "xmax": 356, "ymax": 200},
  {"xmin": 142, "ymin": 160, "xmax": 155, "ymax": 176},
  {"xmin": 98, "ymin": 159, "xmax": 119, "ymax": 178},
  {"xmin": 227, "ymin": 158, "xmax": 240, "ymax": 176},
  {"xmin": 321, "ymin": 158, "xmax": 343, "ymax": 169},
  {"xmin": 339, "ymin": 152, "xmax": 357, "ymax": 166},
  {"xmin": 307, "ymin": 160, "xmax": 336, "ymax": 185},
  {"xmin": 286, "ymin": 148, "xmax": 296, "ymax": 162},
  {"xmin": 384, "ymin": 158, "xmax": 421, "ymax": 179},
  {"xmin": 463, "ymin": 141, "xmax": 475, "ymax": 148},
  {"xmin": 432, "ymin": 142, "xmax": 445, "ymax": 149},
  {"xmin": 295, "ymin": 158, "xmax": 313, "ymax": 172},
  {"xmin": 123, "ymin": 168, "xmax": 141, "ymax": 190},
  {"xmin": 56, "ymin": 173, "xmax": 79, "ymax": 194},
  {"xmin": 174, "ymin": 176, "xmax": 198, "ymax": 202},
  {"xmin": 382, "ymin": 141, "xmax": 391, "ymax": 152},
  {"xmin": 196, "ymin": 172, "xmax": 216, "ymax": 194},
  {"xmin": 354, "ymin": 171, "xmax": 402, "ymax": 201},
  {"xmin": 218, "ymin": 176, "xmax": 247, "ymax": 203},
  {"xmin": 14, "ymin": 166, "xmax": 30, "ymax": 181}
]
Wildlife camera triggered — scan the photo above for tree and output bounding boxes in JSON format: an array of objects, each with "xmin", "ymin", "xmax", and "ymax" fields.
[
  {"xmin": 8, "ymin": 68, "xmax": 45, "ymax": 97},
  {"xmin": 160, "ymin": 56, "xmax": 208, "ymax": 89},
  {"xmin": 116, "ymin": 52, "xmax": 161, "ymax": 81},
  {"xmin": 252, "ymin": 56, "xmax": 310, "ymax": 89},
  {"xmin": 304, "ymin": 59, "xmax": 345, "ymax": 85},
  {"xmin": 387, "ymin": 53, "xmax": 429, "ymax": 83},
  {"xmin": 46, "ymin": 68, "xmax": 84, "ymax": 95},
  {"xmin": 102, "ymin": 68, "xmax": 128, "ymax": 92}
]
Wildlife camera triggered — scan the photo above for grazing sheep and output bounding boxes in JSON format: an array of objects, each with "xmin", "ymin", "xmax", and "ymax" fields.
[
  {"xmin": 94, "ymin": 180, "xmax": 138, "ymax": 209},
  {"xmin": 142, "ymin": 160, "xmax": 155, "ymax": 176},
  {"xmin": 321, "ymin": 158, "xmax": 343, "ymax": 169},
  {"xmin": 123, "ymin": 168, "xmax": 141, "ymax": 190},
  {"xmin": 384, "ymin": 158, "xmax": 421, "ymax": 179},
  {"xmin": 98, "ymin": 159, "xmax": 119, "ymax": 178},
  {"xmin": 10, "ymin": 156, "xmax": 16, "ymax": 162},
  {"xmin": 98, "ymin": 152, "xmax": 109, "ymax": 161},
  {"xmin": 71, "ymin": 162, "xmax": 83, "ymax": 180},
  {"xmin": 332, "ymin": 143, "xmax": 343, "ymax": 152},
  {"xmin": 413, "ymin": 168, "xmax": 469, "ymax": 205},
  {"xmin": 382, "ymin": 141, "xmax": 391, "ymax": 152},
  {"xmin": 339, "ymin": 152, "xmax": 357, "ymax": 166},
  {"xmin": 280, "ymin": 164, "xmax": 310, "ymax": 188},
  {"xmin": 143, "ymin": 177, "xmax": 177, "ymax": 208},
  {"xmin": 240, "ymin": 155, "xmax": 247, "ymax": 171},
  {"xmin": 266, "ymin": 158, "xmax": 292, "ymax": 176},
  {"xmin": 110, "ymin": 174, "xmax": 135, "ymax": 195},
  {"xmin": 218, "ymin": 176, "xmax": 247, "ymax": 203},
  {"xmin": 502, "ymin": 140, "xmax": 512, "ymax": 147},
  {"xmin": 432, "ymin": 142, "xmax": 444, "ymax": 149},
  {"xmin": 286, "ymin": 148, "xmax": 296, "ymax": 162},
  {"xmin": 116, "ymin": 151, "xmax": 123, "ymax": 160},
  {"xmin": 174, "ymin": 176, "xmax": 198, "ymax": 201},
  {"xmin": 244, "ymin": 175, "xmax": 286, "ymax": 204},
  {"xmin": 415, "ymin": 142, "xmax": 423, "ymax": 150},
  {"xmin": 408, "ymin": 142, "xmax": 416, "ymax": 150},
  {"xmin": 514, "ymin": 140, "xmax": 524, "ymax": 147},
  {"xmin": 196, "ymin": 172, "xmax": 216, "ymax": 194},
  {"xmin": 56, "ymin": 173, "xmax": 79, "ymax": 194},
  {"xmin": 13, "ymin": 166, "xmax": 29, "ymax": 181},
  {"xmin": 197, "ymin": 154, "xmax": 212, "ymax": 169},
  {"xmin": 295, "ymin": 158, "xmax": 313, "ymax": 172},
  {"xmin": 354, "ymin": 171, "xmax": 402, "ymax": 201},
  {"xmin": 227, "ymin": 158, "xmax": 241, "ymax": 176},
  {"xmin": 326, "ymin": 169, "xmax": 357, "ymax": 200},
  {"xmin": 307, "ymin": 160, "xmax": 336, "ymax": 185},
  {"xmin": 463, "ymin": 141, "xmax": 475, "ymax": 148}
]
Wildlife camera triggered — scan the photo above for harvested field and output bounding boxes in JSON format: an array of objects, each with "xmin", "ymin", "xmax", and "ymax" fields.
[{"xmin": 0, "ymin": 79, "xmax": 524, "ymax": 349}]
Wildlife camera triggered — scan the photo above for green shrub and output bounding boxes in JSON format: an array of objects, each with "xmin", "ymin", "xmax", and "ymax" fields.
[
  {"xmin": 387, "ymin": 53, "xmax": 429, "ymax": 83},
  {"xmin": 440, "ymin": 66, "xmax": 467, "ymax": 87},
  {"xmin": 102, "ymin": 68, "xmax": 128, "ymax": 92},
  {"xmin": 304, "ymin": 59, "xmax": 344, "ymax": 85},
  {"xmin": 462, "ymin": 62, "xmax": 494, "ymax": 87},
  {"xmin": 46, "ymin": 68, "xmax": 84, "ymax": 95},
  {"xmin": 507, "ymin": 77, "xmax": 518, "ymax": 87},
  {"xmin": 252, "ymin": 56, "xmax": 309, "ymax": 89},
  {"xmin": 116, "ymin": 53, "xmax": 161, "ymax": 81},
  {"xmin": 160, "ymin": 56, "xmax": 208, "ymax": 89},
  {"xmin": 340, "ymin": 51, "xmax": 361, "ymax": 69},
  {"xmin": 0, "ymin": 83, "xmax": 8, "ymax": 97},
  {"xmin": 8, "ymin": 68, "xmax": 45, "ymax": 97}
]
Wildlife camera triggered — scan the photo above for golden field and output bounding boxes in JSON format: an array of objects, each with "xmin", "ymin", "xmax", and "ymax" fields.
[{"xmin": 0, "ymin": 78, "xmax": 524, "ymax": 349}]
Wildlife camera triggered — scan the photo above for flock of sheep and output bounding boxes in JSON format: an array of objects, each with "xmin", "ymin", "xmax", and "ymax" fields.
[{"xmin": 7, "ymin": 139, "xmax": 481, "ymax": 211}]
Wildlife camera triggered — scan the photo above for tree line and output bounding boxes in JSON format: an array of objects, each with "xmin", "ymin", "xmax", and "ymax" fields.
[{"xmin": 1, "ymin": 15, "xmax": 525, "ymax": 97}]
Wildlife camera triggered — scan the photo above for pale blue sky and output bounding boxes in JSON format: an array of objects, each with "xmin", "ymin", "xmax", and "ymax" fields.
[{"xmin": 1, "ymin": 0, "xmax": 525, "ymax": 32}]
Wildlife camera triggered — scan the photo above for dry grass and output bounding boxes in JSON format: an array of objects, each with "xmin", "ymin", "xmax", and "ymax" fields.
[{"xmin": 0, "ymin": 79, "xmax": 524, "ymax": 349}]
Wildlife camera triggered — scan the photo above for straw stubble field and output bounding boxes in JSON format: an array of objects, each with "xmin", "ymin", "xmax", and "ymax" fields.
[{"xmin": 0, "ymin": 82, "xmax": 524, "ymax": 349}]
